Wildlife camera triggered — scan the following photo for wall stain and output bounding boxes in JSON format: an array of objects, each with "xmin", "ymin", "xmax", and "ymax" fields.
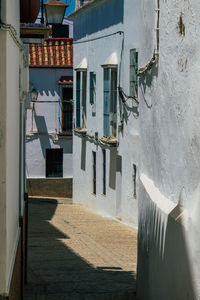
[
  {"xmin": 178, "ymin": 58, "xmax": 188, "ymax": 72},
  {"xmin": 178, "ymin": 12, "xmax": 185, "ymax": 36}
]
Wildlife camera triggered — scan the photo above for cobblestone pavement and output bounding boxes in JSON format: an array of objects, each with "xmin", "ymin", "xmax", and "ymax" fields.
[{"xmin": 24, "ymin": 197, "xmax": 137, "ymax": 300}]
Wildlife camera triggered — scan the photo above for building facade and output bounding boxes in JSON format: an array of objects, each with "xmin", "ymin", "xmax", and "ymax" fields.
[
  {"xmin": 0, "ymin": 0, "xmax": 29, "ymax": 299},
  {"xmin": 137, "ymin": 1, "xmax": 200, "ymax": 299},
  {"xmin": 71, "ymin": 0, "xmax": 200, "ymax": 299},
  {"xmin": 70, "ymin": 0, "xmax": 140, "ymax": 227},
  {"xmin": 26, "ymin": 37, "xmax": 73, "ymax": 198}
]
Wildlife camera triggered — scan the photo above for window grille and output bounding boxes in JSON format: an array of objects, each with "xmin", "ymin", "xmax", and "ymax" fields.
[{"xmin": 61, "ymin": 87, "xmax": 73, "ymax": 134}]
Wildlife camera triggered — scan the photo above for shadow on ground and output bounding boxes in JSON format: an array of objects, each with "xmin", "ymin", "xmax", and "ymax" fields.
[{"xmin": 24, "ymin": 198, "xmax": 136, "ymax": 300}]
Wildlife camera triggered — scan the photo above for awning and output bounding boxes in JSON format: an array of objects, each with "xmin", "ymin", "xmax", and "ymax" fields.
[{"xmin": 58, "ymin": 76, "xmax": 73, "ymax": 85}]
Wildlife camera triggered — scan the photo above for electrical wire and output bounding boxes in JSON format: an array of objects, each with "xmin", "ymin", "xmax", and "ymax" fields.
[{"xmin": 118, "ymin": 86, "xmax": 139, "ymax": 105}]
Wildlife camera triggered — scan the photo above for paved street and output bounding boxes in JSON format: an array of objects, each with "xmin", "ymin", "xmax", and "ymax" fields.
[{"xmin": 24, "ymin": 197, "xmax": 137, "ymax": 300}]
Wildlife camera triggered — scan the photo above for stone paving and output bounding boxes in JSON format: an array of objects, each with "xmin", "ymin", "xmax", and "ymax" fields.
[{"xmin": 24, "ymin": 197, "xmax": 137, "ymax": 300}]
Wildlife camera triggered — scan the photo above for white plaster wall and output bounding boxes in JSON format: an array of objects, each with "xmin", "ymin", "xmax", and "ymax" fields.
[
  {"xmin": 5, "ymin": 33, "xmax": 20, "ymax": 289},
  {"xmin": 0, "ymin": 0, "xmax": 28, "ymax": 292},
  {"xmin": 0, "ymin": 29, "xmax": 7, "ymax": 294},
  {"xmin": 72, "ymin": 0, "xmax": 140, "ymax": 227},
  {"xmin": 1, "ymin": 0, "xmax": 20, "ymax": 35},
  {"xmin": 26, "ymin": 68, "xmax": 73, "ymax": 178},
  {"xmin": 137, "ymin": 0, "xmax": 200, "ymax": 299}
]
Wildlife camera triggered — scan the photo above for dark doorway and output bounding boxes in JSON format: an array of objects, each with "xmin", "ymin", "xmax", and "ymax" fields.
[{"xmin": 46, "ymin": 149, "xmax": 63, "ymax": 177}]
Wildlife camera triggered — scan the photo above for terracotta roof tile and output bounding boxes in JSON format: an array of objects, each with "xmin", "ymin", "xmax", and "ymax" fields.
[
  {"xmin": 29, "ymin": 38, "xmax": 73, "ymax": 68},
  {"xmin": 58, "ymin": 76, "xmax": 73, "ymax": 85}
]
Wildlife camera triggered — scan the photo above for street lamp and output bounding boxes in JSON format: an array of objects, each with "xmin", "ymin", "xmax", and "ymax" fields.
[
  {"xmin": 44, "ymin": 0, "xmax": 68, "ymax": 24},
  {"xmin": 30, "ymin": 88, "xmax": 39, "ymax": 102}
]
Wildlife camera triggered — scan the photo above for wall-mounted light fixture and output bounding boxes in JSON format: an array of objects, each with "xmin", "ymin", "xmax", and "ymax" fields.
[{"xmin": 30, "ymin": 88, "xmax": 39, "ymax": 102}]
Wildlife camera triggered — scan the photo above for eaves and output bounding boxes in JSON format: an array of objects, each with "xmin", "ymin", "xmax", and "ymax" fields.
[{"xmin": 68, "ymin": 0, "xmax": 111, "ymax": 19}]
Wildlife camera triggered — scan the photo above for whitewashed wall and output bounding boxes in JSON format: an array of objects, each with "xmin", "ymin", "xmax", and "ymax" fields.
[
  {"xmin": 0, "ymin": 0, "xmax": 28, "ymax": 294},
  {"xmin": 73, "ymin": 0, "xmax": 200, "ymax": 298},
  {"xmin": 72, "ymin": 0, "xmax": 140, "ymax": 227},
  {"xmin": 137, "ymin": 0, "xmax": 200, "ymax": 299},
  {"xmin": 26, "ymin": 68, "xmax": 73, "ymax": 178}
]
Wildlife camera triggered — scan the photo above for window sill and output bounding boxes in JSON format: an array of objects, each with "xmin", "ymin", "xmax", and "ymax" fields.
[
  {"xmin": 100, "ymin": 136, "xmax": 118, "ymax": 147},
  {"xmin": 74, "ymin": 128, "xmax": 87, "ymax": 135}
]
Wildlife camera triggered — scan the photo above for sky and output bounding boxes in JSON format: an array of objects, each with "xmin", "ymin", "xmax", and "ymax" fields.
[{"xmin": 43, "ymin": 0, "xmax": 75, "ymax": 16}]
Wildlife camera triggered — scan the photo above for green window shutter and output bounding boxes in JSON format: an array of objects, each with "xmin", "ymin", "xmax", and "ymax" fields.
[
  {"xmin": 103, "ymin": 68, "xmax": 110, "ymax": 137},
  {"xmin": 90, "ymin": 72, "xmax": 94, "ymax": 104},
  {"xmin": 76, "ymin": 71, "xmax": 81, "ymax": 127}
]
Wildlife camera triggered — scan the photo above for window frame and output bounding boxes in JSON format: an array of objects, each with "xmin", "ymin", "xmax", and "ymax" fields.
[
  {"xmin": 61, "ymin": 87, "xmax": 73, "ymax": 135},
  {"xmin": 103, "ymin": 67, "xmax": 118, "ymax": 138},
  {"xmin": 76, "ymin": 70, "xmax": 87, "ymax": 128}
]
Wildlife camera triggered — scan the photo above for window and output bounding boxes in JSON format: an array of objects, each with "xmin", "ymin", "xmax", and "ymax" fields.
[
  {"xmin": 61, "ymin": 87, "xmax": 73, "ymax": 134},
  {"xmin": 130, "ymin": 49, "xmax": 138, "ymax": 98},
  {"xmin": 103, "ymin": 68, "xmax": 117, "ymax": 137},
  {"xmin": 92, "ymin": 151, "xmax": 96, "ymax": 195},
  {"xmin": 102, "ymin": 149, "xmax": 106, "ymax": 195},
  {"xmin": 46, "ymin": 149, "xmax": 63, "ymax": 177},
  {"xmin": 76, "ymin": 71, "xmax": 87, "ymax": 128},
  {"xmin": 90, "ymin": 72, "xmax": 96, "ymax": 116},
  {"xmin": 133, "ymin": 164, "xmax": 137, "ymax": 198}
]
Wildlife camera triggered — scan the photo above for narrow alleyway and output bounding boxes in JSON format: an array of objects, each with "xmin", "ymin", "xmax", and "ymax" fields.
[{"xmin": 24, "ymin": 197, "xmax": 137, "ymax": 300}]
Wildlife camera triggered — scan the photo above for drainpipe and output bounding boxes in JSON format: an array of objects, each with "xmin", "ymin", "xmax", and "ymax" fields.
[
  {"xmin": 138, "ymin": 0, "xmax": 160, "ymax": 74},
  {"xmin": 154, "ymin": 0, "xmax": 160, "ymax": 59}
]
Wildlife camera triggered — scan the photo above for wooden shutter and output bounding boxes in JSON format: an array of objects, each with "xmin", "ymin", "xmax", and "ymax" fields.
[
  {"xmin": 90, "ymin": 72, "xmax": 94, "ymax": 105},
  {"xmin": 76, "ymin": 72, "xmax": 81, "ymax": 127},
  {"xmin": 103, "ymin": 68, "xmax": 110, "ymax": 137}
]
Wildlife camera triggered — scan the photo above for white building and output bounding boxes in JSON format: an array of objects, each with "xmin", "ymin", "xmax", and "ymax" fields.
[
  {"xmin": 0, "ymin": 0, "xmax": 29, "ymax": 299},
  {"xmin": 70, "ymin": 0, "xmax": 140, "ymax": 227},
  {"xmin": 71, "ymin": 0, "xmax": 200, "ymax": 299},
  {"xmin": 137, "ymin": 1, "xmax": 200, "ymax": 299},
  {"xmin": 26, "ymin": 36, "xmax": 73, "ymax": 198}
]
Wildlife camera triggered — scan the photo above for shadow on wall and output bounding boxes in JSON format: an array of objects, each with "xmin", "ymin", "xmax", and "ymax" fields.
[
  {"xmin": 74, "ymin": 0, "xmax": 124, "ymax": 41},
  {"xmin": 34, "ymin": 112, "xmax": 51, "ymax": 158},
  {"xmin": 137, "ymin": 186, "xmax": 197, "ymax": 300},
  {"xmin": 139, "ymin": 63, "xmax": 158, "ymax": 110},
  {"xmin": 24, "ymin": 198, "xmax": 136, "ymax": 299}
]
